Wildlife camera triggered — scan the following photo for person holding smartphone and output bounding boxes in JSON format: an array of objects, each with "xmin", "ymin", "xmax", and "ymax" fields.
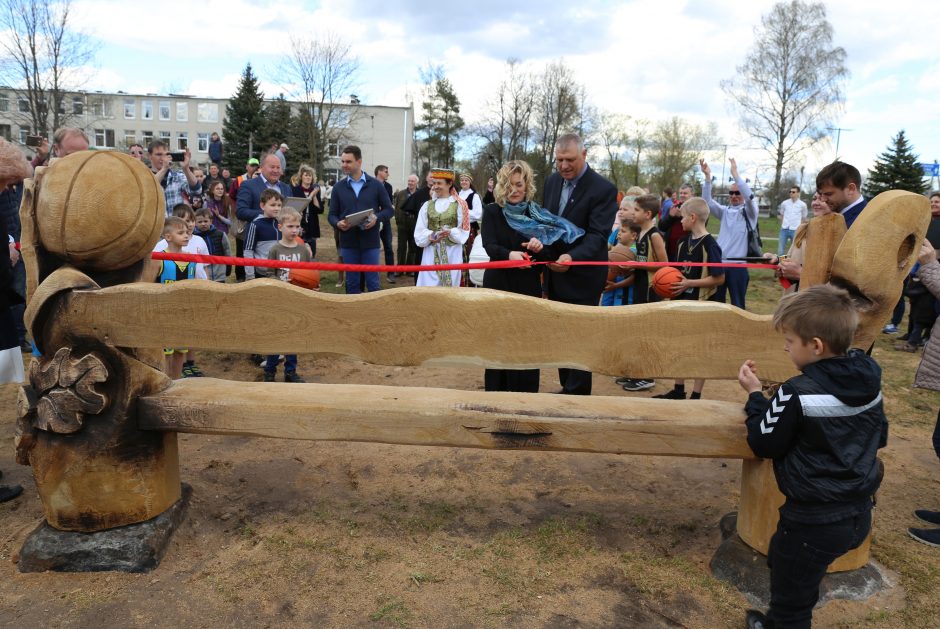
[{"xmin": 148, "ymin": 140, "xmax": 201, "ymax": 215}]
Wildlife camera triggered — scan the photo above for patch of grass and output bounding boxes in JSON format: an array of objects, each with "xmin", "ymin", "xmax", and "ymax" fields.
[
  {"xmin": 370, "ymin": 595, "xmax": 412, "ymax": 627},
  {"xmin": 61, "ymin": 587, "xmax": 114, "ymax": 610},
  {"xmin": 206, "ymin": 575, "xmax": 241, "ymax": 604},
  {"xmin": 409, "ymin": 571, "xmax": 441, "ymax": 585},
  {"xmin": 619, "ymin": 551, "xmax": 743, "ymax": 618},
  {"xmin": 485, "ymin": 603, "xmax": 515, "ymax": 617},
  {"xmin": 404, "ymin": 500, "xmax": 459, "ymax": 533},
  {"xmin": 237, "ymin": 521, "xmax": 256, "ymax": 538},
  {"xmin": 531, "ymin": 514, "xmax": 600, "ymax": 561},
  {"xmin": 872, "ymin": 538, "xmax": 940, "ymax": 627}
]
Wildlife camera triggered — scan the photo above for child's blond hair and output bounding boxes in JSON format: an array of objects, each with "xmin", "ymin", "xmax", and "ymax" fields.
[
  {"xmin": 772, "ymin": 284, "xmax": 858, "ymax": 355},
  {"xmin": 681, "ymin": 197, "xmax": 709, "ymax": 222},
  {"xmin": 278, "ymin": 207, "xmax": 302, "ymax": 224}
]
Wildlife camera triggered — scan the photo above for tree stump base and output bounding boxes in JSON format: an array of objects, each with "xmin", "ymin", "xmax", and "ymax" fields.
[
  {"xmin": 710, "ymin": 512, "xmax": 893, "ymax": 608},
  {"xmin": 16, "ymin": 484, "xmax": 190, "ymax": 573}
]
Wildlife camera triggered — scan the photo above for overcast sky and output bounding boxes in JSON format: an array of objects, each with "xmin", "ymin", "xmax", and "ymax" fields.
[{"xmin": 67, "ymin": 0, "xmax": 940, "ymax": 187}]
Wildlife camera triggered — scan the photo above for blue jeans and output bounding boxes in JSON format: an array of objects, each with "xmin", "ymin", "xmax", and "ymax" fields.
[
  {"xmin": 713, "ymin": 265, "xmax": 749, "ymax": 309},
  {"xmin": 340, "ymin": 247, "xmax": 380, "ymax": 294},
  {"xmin": 265, "ymin": 354, "xmax": 297, "ymax": 374},
  {"xmin": 778, "ymin": 228, "xmax": 795, "ymax": 256}
]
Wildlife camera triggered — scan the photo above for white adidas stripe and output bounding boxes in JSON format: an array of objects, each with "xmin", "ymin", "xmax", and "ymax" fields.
[{"xmin": 799, "ymin": 392, "xmax": 883, "ymax": 418}]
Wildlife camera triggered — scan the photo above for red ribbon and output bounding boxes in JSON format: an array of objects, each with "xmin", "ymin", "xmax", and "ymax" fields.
[{"xmin": 151, "ymin": 251, "xmax": 781, "ymax": 273}]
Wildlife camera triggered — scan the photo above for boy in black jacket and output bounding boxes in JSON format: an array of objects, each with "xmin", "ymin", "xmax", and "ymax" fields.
[{"xmin": 738, "ymin": 284, "xmax": 887, "ymax": 629}]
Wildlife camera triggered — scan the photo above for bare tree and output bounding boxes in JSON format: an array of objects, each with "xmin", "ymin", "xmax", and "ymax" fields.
[
  {"xmin": 647, "ymin": 117, "xmax": 719, "ymax": 194},
  {"xmin": 532, "ymin": 60, "xmax": 581, "ymax": 182},
  {"xmin": 0, "ymin": 0, "xmax": 96, "ymax": 136},
  {"xmin": 474, "ymin": 58, "xmax": 534, "ymax": 166},
  {"xmin": 596, "ymin": 112, "xmax": 630, "ymax": 190},
  {"xmin": 281, "ymin": 32, "xmax": 360, "ymax": 176},
  {"xmin": 721, "ymin": 0, "xmax": 847, "ymax": 208}
]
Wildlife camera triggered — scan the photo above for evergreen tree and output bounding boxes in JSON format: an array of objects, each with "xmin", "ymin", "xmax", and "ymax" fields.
[
  {"xmin": 259, "ymin": 94, "xmax": 293, "ymax": 164},
  {"xmin": 288, "ymin": 107, "xmax": 319, "ymax": 172},
  {"xmin": 222, "ymin": 64, "xmax": 266, "ymax": 172},
  {"xmin": 416, "ymin": 77, "xmax": 464, "ymax": 168},
  {"xmin": 863, "ymin": 130, "xmax": 926, "ymax": 196}
]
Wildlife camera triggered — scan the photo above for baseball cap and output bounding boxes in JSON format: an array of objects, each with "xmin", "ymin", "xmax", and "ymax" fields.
[{"xmin": 247, "ymin": 158, "xmax": 260, "ymax": 165}]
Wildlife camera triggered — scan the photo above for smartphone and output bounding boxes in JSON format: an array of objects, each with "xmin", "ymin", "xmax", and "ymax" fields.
[
  {"xmin": 25, "ymin": 135, "xmax": 43, "ymax": 147},
  {"xmin": 169, "ymin": 151, "xmax": 186, "ymax": 162}
]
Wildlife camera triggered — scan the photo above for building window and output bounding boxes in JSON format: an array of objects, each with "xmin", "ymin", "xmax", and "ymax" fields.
[
  {"xmin": 332, "ymin": 109, "xmax": 350, "ymax": 128},
  {"xmin": 124, "ymin": 130, "xmax": 136, "ymax": 147},
  {"xmin": 197, "ymin": 102, "xmax": 219, "ymax": 123},
  {"xmin": 124, "ymin": 99, "xmax": 135, "ymax": 119},
  {"xmin": 322, "ymin": 168, "xmax": 340, "ymax": 183},
  {"xmin": 159, "ymin": 130, "xmax": 171, "ymax": 143},
  {"xmin": 0, "ymin": 95, "xmax": 8, "ymax": 112},
  {"xmin": 176, "ymin": 102, "xmax": 188, "ymax": 122},
  {"xmin": 141, "ymin": 130, "xmax": 154, "ymax": 146},
  {"xmin": 91, "ymin": 98, "xmax": 112, "ymax": 117},
  {"xmin": 177, "ymin": 132, "xmax": 188, "ymax": 151},
  {"xmin": 0, "ymin": 124, "xmax": 10, "ymax": 141},
  {"xmin": 141, "ymin": 100, "xmax": 152, "ymax": 120},
  {"xmin": 94, "ymin": 128, "xmax": 115, "ymax": 148},
  {"xmin": 159, "ymin": 101, "xmax": 170, "ymax": 121},
  {"xmin": 72, "ymin": 97, "xmax": 83, "ymax": 115},
  {"xmin": 19, "ymin": 127, "xmax": 29, "ymax": 144},
  {"xmin": 326, "ymin": 140, "xmax": 340, "ymax": 157},
  {"xmin": 197, "ymin": 132, "xmax": 209, "ymax": 152},
  {"xmin": 18, "ymin": 97, "xmax": 30, "ymax": 113}
]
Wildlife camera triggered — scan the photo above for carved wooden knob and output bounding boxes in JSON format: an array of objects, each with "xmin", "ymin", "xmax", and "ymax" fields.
[{"xmin": 35, "ymin": 151, "xmax": 165, "ymax": 271}]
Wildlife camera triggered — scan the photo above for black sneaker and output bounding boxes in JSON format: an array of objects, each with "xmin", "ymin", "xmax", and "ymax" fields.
[
  {"xmin": 915, "ymin": 509, "xmax": 940, "ymax": 525},
  {"xmin": 263, "ymin": 371, "xmax": 276, "ymax": 382},
  {"xmin": 0, "ymin": 485, "xmax": 23, "ymax": 503},
  {"xmin": 284, "ymin": 372, "xmax": 306, "ymax": 383},
  {"xmin": 745, "ymin": 609, "xmax": 769, "ymax": 629},
  {"xmin": 908, "ymin": 527, "xmax": 940, "ymax": 548},
  {"xmin": 652, "ymin": 389, "xmax": 687, "ymax": 399},
  {"xmin": 182, "ymin": 363, "xmax": 204, "ymax": 377},
  {"xmin": 387, "ymin": 273, "xmax": 397, "ymax": 284},
  {"xmin": 623, "ymin": 379, "xmax": 655, "ymax": 392}
]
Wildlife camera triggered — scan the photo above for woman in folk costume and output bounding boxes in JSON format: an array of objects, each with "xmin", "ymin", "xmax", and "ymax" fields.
[{"xmin": 414, "ymin": 168, "xmax": 471, "ymax": 287}]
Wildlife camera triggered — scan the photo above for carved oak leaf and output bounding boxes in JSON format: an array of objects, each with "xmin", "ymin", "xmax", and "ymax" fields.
[{"xmin": 29, "ymin": 348, "xmax": 109, "ymax": 434}]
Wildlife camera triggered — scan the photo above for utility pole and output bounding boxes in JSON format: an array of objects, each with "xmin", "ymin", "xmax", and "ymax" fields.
[{"xmin": 827, "ymin": 127, "xmax": 852, "ymax": 160}]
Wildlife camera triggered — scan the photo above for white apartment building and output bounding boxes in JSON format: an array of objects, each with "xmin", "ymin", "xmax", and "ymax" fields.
[{"xmin": 0, "ymin": 88, "xmax": 415, "ymax": 189}]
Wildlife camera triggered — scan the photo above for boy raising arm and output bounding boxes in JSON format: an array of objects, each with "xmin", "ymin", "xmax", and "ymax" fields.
[{"xmin": 738, "ymin": 285, "xmax": 887, "ymax": 629}]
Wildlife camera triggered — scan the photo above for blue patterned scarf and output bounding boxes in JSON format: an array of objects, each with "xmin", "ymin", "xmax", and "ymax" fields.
[{"xmin": 501, "ymin": 201, "xmax": 585, "ymax": 245}]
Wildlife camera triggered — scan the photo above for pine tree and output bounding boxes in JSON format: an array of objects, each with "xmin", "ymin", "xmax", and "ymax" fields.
[
  {"xmin": 416, "ymin": 77, "xmax": 464, "ymax": 168},
  {"xmin": 863, "ymin": 130, "xmax": 927, "ymax": 196},
  {"xmin": 259, "ymin": 94, "xmax": 293, "ymax": 163},
  {"xmin": 222, "ymin": 64, "xmax": 266, "ymax": 172}
]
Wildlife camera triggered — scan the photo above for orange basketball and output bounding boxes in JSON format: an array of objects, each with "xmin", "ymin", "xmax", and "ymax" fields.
[
  {"xmin": 289, "ymin": 267, "xmax": 320, "ymax": 290},
  {"xmin": 608, "ymin": 245, "xmax": 635, "ymax": 281},
  {"xmin": 652, "ymin": 266, "xmax": 684, "ymax": 298}
]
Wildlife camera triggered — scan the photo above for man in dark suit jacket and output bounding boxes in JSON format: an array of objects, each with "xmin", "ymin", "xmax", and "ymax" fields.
[
  {"xmin": 816, "ymin": 161, "xmax": 868, "ymax": 229},
  {"xmin": 329, "ymin": 145, "xmax": 394, "ymax": 294},
  {"xmin": 543, "ymin": 133, "xmax": 618, "ymax": 395},
  {"xmin": 374, "ymin": 164, "xmax": 397, "ymax": 282},
  {"xmin": 236, "ymin": 153, "xmax": 292, "ymax": 224}
]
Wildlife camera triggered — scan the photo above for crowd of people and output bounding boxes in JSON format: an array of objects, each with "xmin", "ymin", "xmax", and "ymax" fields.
[{"xmin": 2, "ymin": 128, "xmax": 940, "ymax": 627}]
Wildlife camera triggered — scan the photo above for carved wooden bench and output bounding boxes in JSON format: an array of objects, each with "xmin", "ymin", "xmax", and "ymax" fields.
[{"xmin": 14, "ymin": 151, "xmax": 929, "ymax": 574}]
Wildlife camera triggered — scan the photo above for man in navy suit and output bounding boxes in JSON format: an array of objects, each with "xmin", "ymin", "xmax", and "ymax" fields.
[
  {"xmin": 543, "ymin": 133, "xmax": 618, "ymax": 395},
  {"xmin": 816, "ymin": 161, "xmax": 868, "ymax": 229},
  {"xmin": 329, "ymin": 145, "xmax": 394, "ymax": 294},
  {"xmin": 236, "ymin": 152, "xmax": 292, "ymax": 225}
]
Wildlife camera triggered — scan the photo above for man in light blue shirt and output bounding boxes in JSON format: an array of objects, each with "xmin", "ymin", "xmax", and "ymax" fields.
[{"xmin": 700, "ymin": 157, "xmax": 759, "ymax": 310}]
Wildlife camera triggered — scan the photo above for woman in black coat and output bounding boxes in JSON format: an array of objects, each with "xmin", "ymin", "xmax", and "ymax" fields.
[{"xmin": 480, "ymin": 160, "xmax": 554, "ymax": 392}]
